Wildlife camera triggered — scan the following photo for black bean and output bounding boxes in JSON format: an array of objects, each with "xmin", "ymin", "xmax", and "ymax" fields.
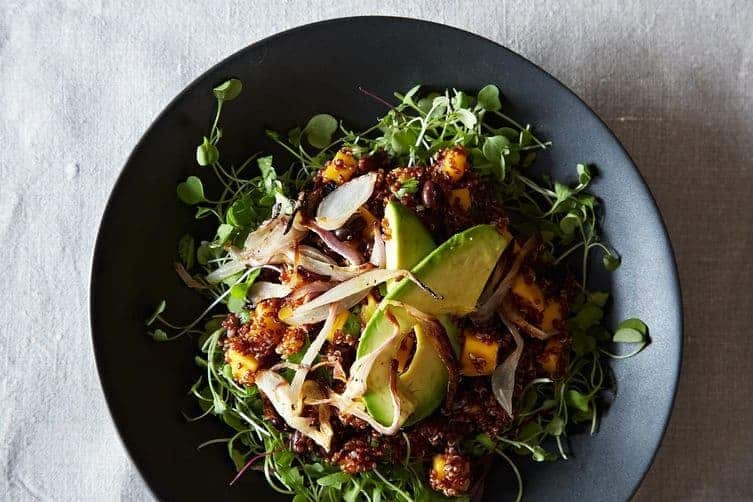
[
  {"xmin": 334, "ymin": 226, "xmax": 353, "ymax": 241},
  {"xmin": 422, "ymin": 180, "xmax": 440, "ymax": 208}
]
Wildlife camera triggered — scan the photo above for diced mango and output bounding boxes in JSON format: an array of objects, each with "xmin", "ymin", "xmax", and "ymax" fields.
[
  {"xmin": 396, "ymin": 332, "xmax": 416, "ymax": 373},
  {"xmin": 360, "ymin": 293, "xmax": 378, "ymax": 324},
  {"xmin": 432, "ymin": 454, "xmax": 447, "ymax": 481},
  {"xmin": 540, "ymin": 352, "xmax": 558, "ymax": 375},
  {"xmin": 439, "ymin": 147, "xmax": 469, "ymax": 181},
  {"xmin": 541, "ymin": 300, "xmax": 564, "ymax": 333},
  {"xmin": 449, "ymin": 188, "xmax": 471, "ymax": 211},
  {"xmin": 460, "ymin": 331, "xmax": 499, "ymax": 376},
  {"xmin": 321, "ymin": 149, "xmax": 358, "ymax": 184},
  {"xmin": 511, "ymin": 274, "xmax": 545, "ymax": 313},
  {"xmin": 540, "ymin": 337, "xmax": 567, "ymax": 375},
  {"xmin": 226, "ymin": 348, "xmax": 258, "ymax": 383},
  {"xmin": 328, "ymin": 310, "xmax": 351, "ymax": 341}
]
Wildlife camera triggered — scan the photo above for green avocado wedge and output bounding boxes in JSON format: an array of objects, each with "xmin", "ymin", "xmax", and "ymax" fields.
[
  {"xmin": 384, "ymin": 201, "xmax": 437, "ymax": 292},
  {"xmin": 357, "ymin": 223, "xmax": 510, "ymax": 427}
]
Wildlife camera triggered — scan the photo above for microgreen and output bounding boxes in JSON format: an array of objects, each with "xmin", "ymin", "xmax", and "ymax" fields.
[
  {"xmin": 149, "ymin": 79, "xmax": 649, "ymax": 502},
  {"xmin": 393, "ymin": 178, "xmax": 420, "ymax": 198},
  {"xmin": 177, "ymin": 176, "xmax": 206, "ymax": 205},
  {"xmin": 303, "ymin": 114, "xmax": 339, "ymax": 149}
]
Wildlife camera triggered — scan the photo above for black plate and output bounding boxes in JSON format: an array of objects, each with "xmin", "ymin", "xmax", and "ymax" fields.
[{"xmin": 90, "ymin": 17, "xmax": 681, "ymax": 502}]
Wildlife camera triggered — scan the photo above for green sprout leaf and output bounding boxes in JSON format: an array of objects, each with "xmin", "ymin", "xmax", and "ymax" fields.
[
  {"xmin": 566, "ymin": 390, "xmax": 590, "ymax": 412},
  {"xmin": 559, "ymin": 211, "xmax": 581, "ymax": 235},
  {"xmin": 617, "ymin": 318, "xmax": 648, "ymax": 335},
  {"xmin": 454, "ymin": 108, "xmax": 477, "ymax": 128},
  {"xmin": 394, "ymin": 178, "xmax": 420, "ymax": 198},
  {"xmin": 613, "ymin": 327, "xmax": 644, "ymax": 343},
  {"xmin": 317, "ymin": 471, "xmax": 351, "ymax": 488},
  {"xmin": 216, "ymin": 223, "xmax": 234, "ymax": 245},
  {"xmin": 576, "ymin": 163, "xmax": 592, "ymax": 186},
  {"xmin": 178, "ymin": 234, "xmax": 195, "ymax": 269},
  {"xmin": 149, "ymin": 328, "xmax": 169, "ymax": 342},
  {"xmin": 177, "ymin": 176, "xmax": 206, "ymax": 205},
  {"xmin": 226, "ymin": 194, "xmax": 256, "ymax": 228},
  {"xmin": 196, "ymin": 136, "xmax": 219, "ymax": 166},
  {"xmin": 303, "ymin": 114, "xmax": 338, "ymax": 149},
  {"xmin": 213, "ymin": 78, "xmax": 243, "ymax": 102},
  {"xmin": 146, "ymin": 300, "xmax": 166, "ymax": 326},
  {"xmin": 545, "ymin": 416, "xmax": 565, "ymax": 436},
  {"xmin": 227, "ymin": 269, "xmax": 261, "ymax": 313},
  {"xmin": 603, "ymin": 252, "xmax": 621, "ymax": 271},
  {"xmin": 477, "ymin": 84, "xmax": 502, "ymax": 111},
  {"xmin": 587, "ymin": 291, "xmax": 610, "ymax": 307}
]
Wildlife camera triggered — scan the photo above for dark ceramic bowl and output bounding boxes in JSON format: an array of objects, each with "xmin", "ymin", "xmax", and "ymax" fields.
[{"xmin": 90, "ymin": 16, "xmax": 681, "ymax": 501}]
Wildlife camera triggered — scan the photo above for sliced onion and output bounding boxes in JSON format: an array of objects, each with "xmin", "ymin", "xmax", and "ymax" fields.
[
  {"xmin": 248, "ymin": 282, "xmax": 291, "ymax": 304},
  {"xmin": 255, "ymin": 370, "xmax": 333, "ymax": 451},
  {"xmin": 206, "ymin": 259, "xmax": 247, "ymax": 284},
  {"xmin": 472, "ymin": 235, "xmax": 538, "ymax": 322},
  {"xmin": 289, "ymin": 304, "xmax": 341, "ymax": 404},
  {"xmin": 370, "ymin": 221, "xmax": 386, "ymax": 268},
  {"xmin": 384, "ymin": 300, "xmax": 459, "ymax": 408},
  {"xmin": 315, "ymin": 172, "xmax": 378, "ymax": 230},
  {"xmin": 236, "ymin": 214, "xmax": 306, "ymax": 267},
  {"xmin": 304, "ymin": 220, "xmax": 364, "ymax": 265},
  {"xmin": 295, "ymin": 248, "xmax": 374, "ymax": 281},
  {"xmin": 297, "ymin": 245, "xmax": 337, "ymax": 265},
  {"xmin": 289, "ymin": 280, "xmax": 337, "ymax": 301},
  {"xmin": 312, "ymin": 315, "xmax": 413, "ymax": 435},
  {"xmin": 286, "ymin": 269, "xmax": 408, "ymax": 324},
  {"xmin": 491, "ymin": 315, "xmax": 524, "ymax": 416},
  {"xmin": 282, "ymin": 290, "xmax": 368, "ymax": 326},
  {"xmin": 501, "ymin": 295, "xmax": 554, "ymax": 340},
  {"xmin": 174, "ymin": 262, "xmax": 209, "ymax": 289}
]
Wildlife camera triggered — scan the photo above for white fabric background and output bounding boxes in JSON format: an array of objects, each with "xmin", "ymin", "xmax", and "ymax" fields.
[{"xmin": 1, "ymin": 1, "xmax": 751, "ymax": 500}]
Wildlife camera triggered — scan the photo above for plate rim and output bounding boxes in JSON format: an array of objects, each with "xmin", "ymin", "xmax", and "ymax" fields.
[{"xmin": 89, "ymin": 15, "xmax": 683, "ymax": 501}]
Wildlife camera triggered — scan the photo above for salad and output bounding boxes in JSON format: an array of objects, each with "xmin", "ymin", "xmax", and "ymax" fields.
[{"xmin": 147, "ymin": 78, "xmax": 649, "ymax": 501}]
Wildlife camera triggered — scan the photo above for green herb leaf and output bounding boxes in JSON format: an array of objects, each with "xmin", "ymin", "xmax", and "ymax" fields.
[
  {"xmin": 178, "ymin": 234, "xmax": 195, "ymax": 269},
  {"xmin": 257, "ymin": 155, "xmax": 281, "ymax": 196},
  {"xmin": 304, "ymin": 114, "xmax": 338, "ymax": 149},
  {"xmin": 177, "ymin": 176, "xmax": 206, "ymax": 205},
  {"xmin": 146, "ymin": 300, "xmax": 166, "ymax": 326},
  {"xmin": 196, "ymin": 242, "xmax": 212, "ymax": 265},
  {"xmin": 576, "ymin": 163, "xmax": 592, "ymax": 186},
  {"xmin": 617, "ymin": 318, "xmax": 648, "ymax": 335},
  {"xmin": 196, "ymin": 136, "xmax": 219, "ymax": 166},
  {"xmin": 216, "ymin": 223, "xmax": 234, "ymax": 245},
  {"xmin": 317, "ymin": 471, "xmax": 351, "ymax": 488},
  {"xmin": 394, "ymin": 178, "xmax": 420, "ymax": 198},
  {"xmin": 587, "ymin": 291, "xmax": 610, "ymax": 307},
  {"xmin": 213, "ymin": 78, "xmax": 243, "ymax": 102},
  {"xmin": 545, "ymin": 416, "xmax": 565, "ymax": 436},
  {"xmin": 482, "ymin": 135, "xmax": 511, "ymax": 179},
  {"xmin": 477, "ymin": 84, "xmax": 502, "ymax": 111},
  {"xmin": 573, "ymin": 304, "xmax": 603, "ymax": 330},
  {"xmin": 150, "ymin": 328, "xmax": 168, "ymax": 342},
  {"xmin": 455, "ymin": 108, "xmax": 477, "ymax": 128},
  {"xmin": 603, "ymin": 252, "xmax": 621, "ymax": 271},
  {"xmin": 566, "ymin": 390, "xmax": 590, "ymax": 412},
  {"xmin": 613, "ymin": 327, "xmax": 644, "ymax": 343},
  {"xmin": 559, "ymin": 211, "xmax": 581, "ymax": 235},
  {"xmin": 227, "ymin": 269, "xmax": 261, "ymax": 313},
  {"xmin": 226, "ymin": 194, "xmax": 256, "ymax": 228}
]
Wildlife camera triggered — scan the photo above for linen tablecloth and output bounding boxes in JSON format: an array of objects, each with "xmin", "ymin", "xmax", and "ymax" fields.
[{"xmin": 1, "ymin": 1, "xmax": 751, "ymax": 500}]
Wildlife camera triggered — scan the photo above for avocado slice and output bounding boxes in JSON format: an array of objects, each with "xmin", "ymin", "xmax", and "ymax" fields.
[
  {"xmin": 384, "ymin": 201, "xmax": 436, "ymax": 289},
  {"xmin": 357, "ymin": 224, "xmax": 510, "ymax": 426},
  {"xmin": 380, "ymin": 202, "xmax": 458, "ymax": 422}
]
